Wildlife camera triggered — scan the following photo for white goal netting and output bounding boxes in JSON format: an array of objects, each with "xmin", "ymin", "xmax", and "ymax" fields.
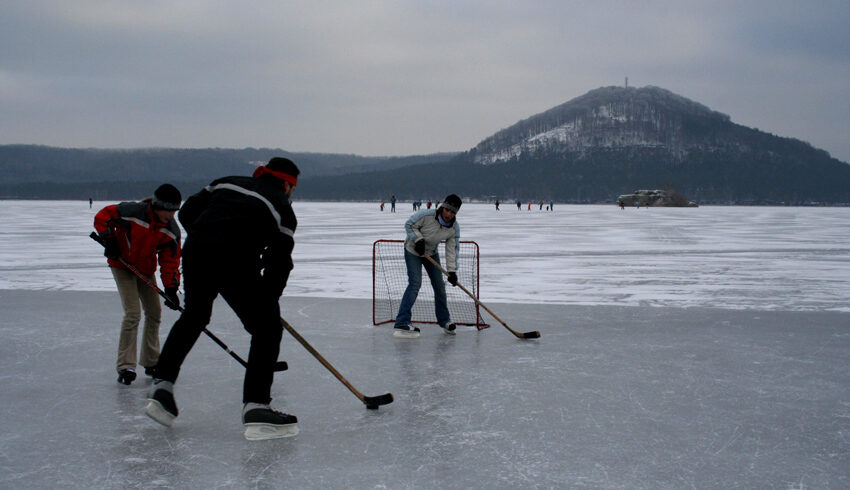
[{"xmin": 372, "ymin": 240, "xmax": 487, "ymax": 328}]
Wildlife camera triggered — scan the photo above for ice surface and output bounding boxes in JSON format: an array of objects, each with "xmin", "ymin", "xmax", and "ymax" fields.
[
  {"xmin": 1, "ymin": 201, "xmax": 849, "ymax": 311},
  {"xmin": 1, "ymin": 292, "xmax": 847, "ymax": 488},
  {"xmin": 0, "ymin": 200, "xmax": 848, "ymax": 488}
]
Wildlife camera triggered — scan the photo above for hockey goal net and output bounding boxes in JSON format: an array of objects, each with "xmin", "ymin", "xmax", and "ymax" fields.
[{"xmin": 372, "ymin": 239, "xmax": 488, "ymax": 329}]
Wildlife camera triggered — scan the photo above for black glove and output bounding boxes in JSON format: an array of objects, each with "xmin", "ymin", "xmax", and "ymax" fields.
[
  {"xmin": 163, "ymin": 287, "xmax": 181, "ymax": 311},
  {"xmin": 102, "ymin": 234, "xmax": 120, "ymax": 259},
  {"xmin": 447, "ymin": 272, "xmax": 458, "ymax": 286},
  {"xmin": 414, "ymin": 239, "xmax": 425, "ymax": 256}
]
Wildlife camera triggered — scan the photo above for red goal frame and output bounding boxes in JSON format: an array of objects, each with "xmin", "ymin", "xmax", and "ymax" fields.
[{"xmin": 372, "ymin": 239, "xmax": 488, "ymax": 329}]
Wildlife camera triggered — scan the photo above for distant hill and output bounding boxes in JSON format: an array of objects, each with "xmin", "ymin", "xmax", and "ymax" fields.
[
  {"xmin": 468, "ymin": 85, "xmax": 732, "ymax": 164},
  {"xmin": 299, "ymin": 86, "xmax": 850, "ymax": 204},
  {"xmin": 3, "ymin": 85, "xmax": 850, "ymax": 204}
]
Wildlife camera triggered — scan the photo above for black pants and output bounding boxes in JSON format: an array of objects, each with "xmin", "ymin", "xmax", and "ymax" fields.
[{"xmin": 156, "ymin": 238, "xmax": 283, "ymax": 404}]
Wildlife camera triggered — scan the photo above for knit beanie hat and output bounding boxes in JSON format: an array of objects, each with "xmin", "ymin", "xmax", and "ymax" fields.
[
  {"xmin": 152, "ymin": 184, "xmax": 182, "ymax": 210},
  {"xmin": 440, "ymin": 194, "xmax": 462, "ymax": 213},
  {"xmin": 253, "ymin": 157, "xmax": 300, "ymax": 186}
]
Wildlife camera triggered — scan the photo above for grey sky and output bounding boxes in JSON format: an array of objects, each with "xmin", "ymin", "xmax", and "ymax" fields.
[{"xmin": 2, "ymin": 0, "xmax": 848, "ymax": 162}]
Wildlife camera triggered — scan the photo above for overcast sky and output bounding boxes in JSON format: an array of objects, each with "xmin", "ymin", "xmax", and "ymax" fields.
[{"xmin": 2, "ymin": 1, "xmax": 848, "ymax": 162}]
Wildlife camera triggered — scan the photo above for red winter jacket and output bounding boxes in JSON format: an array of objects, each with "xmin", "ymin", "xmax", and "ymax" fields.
[{"xmin": 93, "ymin": 200, "xmax": 181, "ymax": 289}]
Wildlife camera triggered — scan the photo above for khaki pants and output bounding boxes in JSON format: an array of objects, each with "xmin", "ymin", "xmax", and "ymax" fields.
[{"xmin": 111, "ymin": 267, "xmax": 162, "ymax": 372}]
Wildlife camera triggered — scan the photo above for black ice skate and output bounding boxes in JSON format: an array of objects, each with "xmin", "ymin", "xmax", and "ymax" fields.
[
  {"xmin": 117, "ymin": 369, "xmax": 136, "ymax": 385},
  {"xmin": 145, "ymin": 379, "xmax": 178, "ymax": 427},
  {"xmin": 242, "ymin": 403, "xmax": 299, "ymax": 440},
  {"xmin": 441, "ymin": 323, "xmax": 457, "ymax": 335}
]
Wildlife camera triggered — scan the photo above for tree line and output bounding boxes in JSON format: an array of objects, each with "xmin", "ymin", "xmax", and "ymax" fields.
[{"xmin": 4, "ymin": 145, "xmax": 850, "ymax": 205}]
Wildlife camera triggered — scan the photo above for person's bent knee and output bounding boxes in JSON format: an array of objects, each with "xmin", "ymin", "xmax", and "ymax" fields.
[
  {"xmin": 122, "ymin": 311, "xmax": 142, "ymax": 328},
  {"xmin": 177, "ymin": 306, "xmax": 213, "ymax": 329}
]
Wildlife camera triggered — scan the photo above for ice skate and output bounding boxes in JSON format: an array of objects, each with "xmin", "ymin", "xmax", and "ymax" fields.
[
  {"xmin": 440, "ymin": 323, "xmax": 457, "ymax": 335},
  {"xmin": 242, "ymin": 403, "xmax": 298, "ymax": 440},
  {"xmin": 393, "ymin": 325, "xmax": 420, "ymax": 339},
  {"xmin": 117, "ymin": 369, "xmax": 136, "ymax": 385},
  {"xmin": 145, "ymin": 380, "xmax": 178, "ymax": 427}
]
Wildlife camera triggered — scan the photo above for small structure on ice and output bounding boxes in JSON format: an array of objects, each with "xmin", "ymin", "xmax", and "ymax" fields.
[{"xmin": 617, "ymin": 189, "xmax": 698, "ymax": 207}]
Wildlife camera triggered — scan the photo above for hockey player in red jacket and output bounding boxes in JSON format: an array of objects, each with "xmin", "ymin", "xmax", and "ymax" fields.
[{"xmin": 93, "ymin": 184, "xmax": 182, "ymax": 385}]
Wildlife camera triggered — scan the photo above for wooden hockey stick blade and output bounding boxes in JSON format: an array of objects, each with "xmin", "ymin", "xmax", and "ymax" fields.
[
  {"xmin": 497, "ymin": 319, "xmax": 540, "ymax": 339},
  {"xmin": 280, "ymin": 317, "xmax": 393, "ymax": 409},
  {"xmin": 363, "ymin": 393, "xmax": 394, "ymax": 409},
  {"xmin": 423, "ymin": 254, "xmax": 540, "ymax": 340}
]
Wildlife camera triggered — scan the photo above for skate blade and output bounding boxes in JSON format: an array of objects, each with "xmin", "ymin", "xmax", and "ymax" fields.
[
  {"xmin": 244, "ymin": 423, "xmax": 299, "ymax": 440},
  {"xmin": 145, "ymin": 399, "xmax": 176, "ymax": 427},
  {"xmin": 393, "ymin": 330, "xmax": 420, "ymax": 339}
]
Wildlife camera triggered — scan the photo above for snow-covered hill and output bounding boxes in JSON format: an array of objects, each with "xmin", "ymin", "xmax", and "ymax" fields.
[{"xmin": 470, "ymin": 86, "xmax": 736, "ymax": 164}]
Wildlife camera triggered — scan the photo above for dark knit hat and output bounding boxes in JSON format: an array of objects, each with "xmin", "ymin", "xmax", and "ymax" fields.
[
  {"xmin": 152, "ymin": 184, "xmax": 181, "ymax": 210},
  {"xmin": 253, "ymin": 157, "xmax": 300, "ymax": 185},
  {"xmin": 440, "ymin": 194, "xmax": 462, "ymax": 213}
]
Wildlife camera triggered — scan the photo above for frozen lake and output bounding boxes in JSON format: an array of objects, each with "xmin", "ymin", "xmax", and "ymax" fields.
[
  {"xmin": 0, "ymin": 200, "xmax": 848, "ymax": 488},
  {"xmin": 1, "ymin": 200, "xmax": 849, "ymax": 311}
]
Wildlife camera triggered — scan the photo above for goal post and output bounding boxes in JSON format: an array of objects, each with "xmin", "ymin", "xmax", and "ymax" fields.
[{"xmin": 372, "ymin": 239, "xmax": 488, "ymax": 329}]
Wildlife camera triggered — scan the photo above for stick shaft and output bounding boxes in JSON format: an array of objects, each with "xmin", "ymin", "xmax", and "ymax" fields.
[
  {"xmin": 423, "ymin": 254, "xmax": 533, "ymax": 339},
  {"xmin": 90, "ymin": 231, "xmax": 251, "ymax": 368},
  {"xmin": 125, "ymin": 257, "xmax": 252, "ymax": 367},
  {"xmin": 279, "ymin": 317, "xmax": 367, "ymax": 401}
]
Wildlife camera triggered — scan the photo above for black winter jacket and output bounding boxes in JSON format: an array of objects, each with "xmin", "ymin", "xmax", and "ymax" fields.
[{"xmin": 179, "ymin": 174, "xmax": 296, "ymax": 296}]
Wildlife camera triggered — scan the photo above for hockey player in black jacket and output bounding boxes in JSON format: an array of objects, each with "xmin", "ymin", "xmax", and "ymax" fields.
[{"xmin": 145, "ymin": 157, "xmax": 301, "ymax": 440}]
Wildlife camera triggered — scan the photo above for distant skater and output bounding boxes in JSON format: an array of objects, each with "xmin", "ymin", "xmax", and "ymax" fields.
[
  {"xmin": 93, "ymin": 184, "xmax": 183, "ymax": 385},
  {"xmin": 392, "ymin": 194, "xmax": 462, "ymax": 338},
  {"xmin": 391, "ymin": 195, "xmax": 396, "ymax": 213},
  {"xmin": 495, "ymin": 199, "xmax": 500, "ymax": 210},
  {"xmin": 516, "ymin": 200, "xmax": 521, "ymax": 210},
  {"xmin": 89, "ymin": 197, "xmax": 93, "ymax": 209}
]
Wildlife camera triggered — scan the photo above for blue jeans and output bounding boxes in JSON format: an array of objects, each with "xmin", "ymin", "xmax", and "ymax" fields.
[{"xmin": 394, "ymin": 249, "xmax": 451, "ymax": 328}]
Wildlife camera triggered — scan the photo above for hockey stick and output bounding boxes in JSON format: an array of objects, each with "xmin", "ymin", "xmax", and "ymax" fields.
[
  {"xmin": 279, "ymin": 317, "xmax": 393, "ymax": 410},
  {"xmin": 424, "ymin": 254, "xmax": 541, "ymax": 339},
  {"xmin": 90, "ymin": 232, "xmax": 288, "ymax": 372}
]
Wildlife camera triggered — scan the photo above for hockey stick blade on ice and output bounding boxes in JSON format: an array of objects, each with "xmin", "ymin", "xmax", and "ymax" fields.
[
  {"xmin": 90, "ymin": 232, "xmax": 288, "ymax": 372},
  {"xmin": 280, "ymin": 317, "xmax": 393, "ymax": 409},
  {"xmin": 424, "ymin": 254, "xmax": 540, "ymax": 339}
]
